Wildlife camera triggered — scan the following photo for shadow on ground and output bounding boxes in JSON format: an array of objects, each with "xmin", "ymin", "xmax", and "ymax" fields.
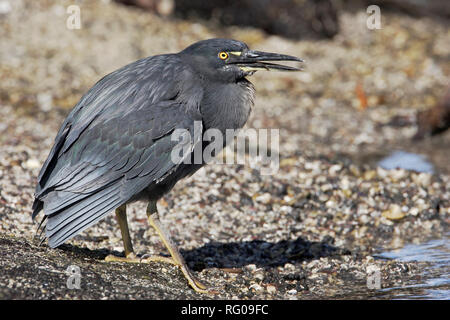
[
  {"xmin": 57, "ymin": 236, "xmax": 352, "ymax": 271},
  {"xmin": 184, "ymin": 237, "xmax": 352, "ymax": 271}
]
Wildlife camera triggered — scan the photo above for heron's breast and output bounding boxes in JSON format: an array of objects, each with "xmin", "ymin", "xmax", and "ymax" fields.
[{"xmin": 201, "ymin": 80, "xmax": 255, "ymax": 133}]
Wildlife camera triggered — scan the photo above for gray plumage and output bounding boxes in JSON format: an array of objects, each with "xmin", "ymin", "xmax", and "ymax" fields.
[{"xmin": 32, "ymin": 39, "xmax": 302, "ymax": 248}]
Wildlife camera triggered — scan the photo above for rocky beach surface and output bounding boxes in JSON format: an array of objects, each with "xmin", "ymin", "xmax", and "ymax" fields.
[{"xmin": 0, "ymin": 0, "xmax": 448, "ymax": 299}]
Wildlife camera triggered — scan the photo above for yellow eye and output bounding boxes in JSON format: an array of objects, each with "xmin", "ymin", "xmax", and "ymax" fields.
[{"xmin": 218, "ymin": 51, "xmax": 229, "ymax": 60}]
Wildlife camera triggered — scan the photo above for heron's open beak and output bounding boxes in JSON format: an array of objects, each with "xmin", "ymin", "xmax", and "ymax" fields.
[{"xmin": 231, "ymin": 50, "xmax": 304, "ymax": 72}]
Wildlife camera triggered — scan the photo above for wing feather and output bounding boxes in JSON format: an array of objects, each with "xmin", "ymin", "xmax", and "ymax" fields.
[{"xmin": 32, "ymin": 54, "xmax": 204, "ymax": 247}]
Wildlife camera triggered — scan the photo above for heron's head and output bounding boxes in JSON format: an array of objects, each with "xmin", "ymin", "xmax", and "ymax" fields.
[{"xmin": 180, "ymin": 38, "xmax": 303, "ymax": 83}]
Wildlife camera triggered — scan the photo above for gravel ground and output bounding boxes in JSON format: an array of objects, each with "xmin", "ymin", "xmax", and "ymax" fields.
[{"xmin": 0, "ymin": 0, "xmax": 449, "ymax": 299}]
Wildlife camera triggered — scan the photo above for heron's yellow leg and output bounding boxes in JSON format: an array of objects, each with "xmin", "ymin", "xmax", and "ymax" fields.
[
  {"xmin": 146, "ymin": 201, "xmax": 214, "ymax": 294},
  {"xmin": 104, "ymin": 202, "xmax": 215, "ymax": 294},
  {"xmin": 104, "ymin": 204, "xmax": 176, "ymax": 264},
  {"xmin": 105, "ymin": 204, "xmax": 136, "ymax": 261}
]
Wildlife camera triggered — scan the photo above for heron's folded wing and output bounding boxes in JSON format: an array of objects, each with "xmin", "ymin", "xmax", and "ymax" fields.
[
  {"xmin": 34, "ymin": 54, "xmax": 184, "ymax": 199},
  {"xmin": 31, "ymin": 54, "xmax": 203, "ymax": 247},
  {"xmin": 40, "ymin": 100, "xmax": 202, "ymax": 248}
]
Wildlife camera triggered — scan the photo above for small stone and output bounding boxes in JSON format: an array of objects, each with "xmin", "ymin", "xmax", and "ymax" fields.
[
  {"xmin": 255, "ymin": 193, "xmax": 271, "ymax": 204},
  {"xmin": 359, "ymin": 214, "xmax": 370, "ymax": 224},
  {"xmin": 382, "ymin": 204, "xmax": 406, "ymax": 220},
  {"xmin": 255, "ymin": 272, "xmax": 265, "ymax": 281},
  {"xmin": 249, "ymin": 283, "xmax": 263, "ymax": 292},
  {"xmin": 266, "ymin": 285, "xmax": 276, "ymax": 294},
  {"xmin": 363, "ymin": 170, "xmax": 377, "ymax": 180},
  {"xmin": 37, "ymin": 92, "xmax": 53, "ymax": 112},
  {"xmin": 390, "ymin": 169, "xmax": 407, "ymax": 181},
  {"xmin": 329, "ymin": 164, "xmax": 342, "ymax": 175},
  {"xmin": 284, "ymin": 263, "xmax": 295, "ymax": 271},
  {"xmin": 342, "ymin": 189, "xmax": 352, "ymax": 198},
  {"xmin": 412, "ymin": 172, "xmax": 432, "ymax": 187},
  {"xmin": 246, "ymin": 264, "xmax": 257, "ymax": 272},
  {"xmin": 409, "ymin": 207, "xmax": 419, "ymax": 216},
  {"xmin": 280, "ymin": 158, "xmax": 297, "ymax": 167},
  {"xmin": 24, "ymin": 159, "xmax": 41, "ymax": 169},
  {"xmin": 156, "ymin": 0, "xmax": 174, "ymax": 17},
  {"xmin": 326, "ymin": 200, "xmax": 336, "ymax": 208},
  {"xmin": 0, "ymin": 1, "xmax": 11, "ymax": 15},
  {"xmin": 287, "ymin": 289, "xmax": 297, "ymax": 295}
]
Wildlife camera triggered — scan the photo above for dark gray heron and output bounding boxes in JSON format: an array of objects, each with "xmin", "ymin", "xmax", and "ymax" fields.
[{"xmin": 32, "ymin": 39, "xmax": 303, "ymax": 293}]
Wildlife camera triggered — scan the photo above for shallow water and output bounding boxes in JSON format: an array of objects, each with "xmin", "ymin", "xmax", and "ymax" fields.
[
  {"xmin": 377, "ymin": 150, "xmax": 434, "ymax": 173},
  {"xmin": 374, "ymin": 233, "xmax": 450, "ymax": 299},
  {"xmin": 374, "ymin": 150, "xmax": 448, "ymax": 299}
]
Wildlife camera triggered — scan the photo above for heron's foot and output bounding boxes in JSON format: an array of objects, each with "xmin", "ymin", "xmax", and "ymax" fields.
[
  {"xmin": 141, "ymin": 254, "xmax": 217, "ymax": 294},
  {"xmin": 105, "ymin": 252, "xmax": 178, "ymax": 264},
  {"xmin": 186, "ymin": 275, "xmax": 218, "ymax": 294},
  {"xmin": 105, "ymin": 252, "xmax": 216, "ymax": 294},
  {"xmin": 145, "ymin": 202, "xmax": 218, "ymax": 294},
  {"xmin": 139, "ymin": 253, "xmax": 177, "ymax": 265},
  {"xmin": 177, "ymin": 262, "xmax": 219, "ymax": 294},
  {"xmin": 104, "ymin": 252, "xmax": 140, "ymax": 263}
]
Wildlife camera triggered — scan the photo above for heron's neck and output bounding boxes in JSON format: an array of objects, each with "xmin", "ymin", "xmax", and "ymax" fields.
[{"xmin": 200, "ymin": 79, "xmax": 254, "ymax": 134}]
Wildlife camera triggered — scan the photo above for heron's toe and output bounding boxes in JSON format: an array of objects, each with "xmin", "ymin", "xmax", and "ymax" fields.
[{"xmin": 104, "ymin": 252, "xmax": 139, "ymax": 263}]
